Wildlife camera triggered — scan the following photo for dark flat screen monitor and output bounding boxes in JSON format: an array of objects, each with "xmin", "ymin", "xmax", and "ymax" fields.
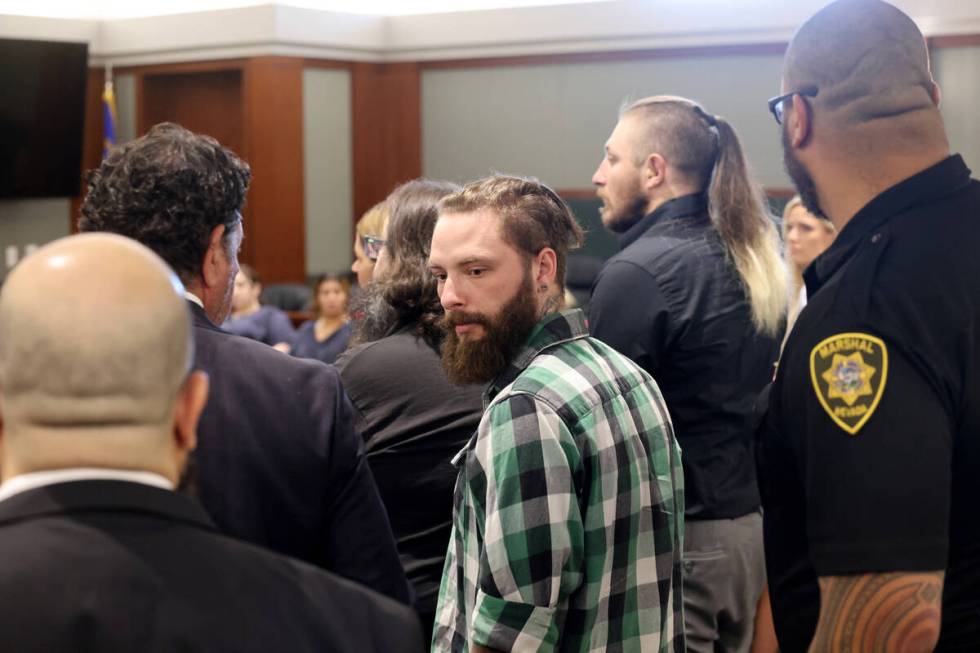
[{"xmin": 0, "ymin": 38, "xmax": 88, "ymax": 199}]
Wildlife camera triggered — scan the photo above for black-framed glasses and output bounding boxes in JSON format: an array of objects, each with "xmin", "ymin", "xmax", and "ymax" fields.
[
  {"xmin": 361, "ymin": 235, "xmax": 385, "ymax": 261},
  {"xmin": 767, "ymin": 86, "xmax": 818, "ymax": 125}
]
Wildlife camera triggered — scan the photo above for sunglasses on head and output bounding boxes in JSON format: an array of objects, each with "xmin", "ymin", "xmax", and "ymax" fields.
[{"xmin": 361, "ymin": 235, "xmax": 385, "ymax": 261}]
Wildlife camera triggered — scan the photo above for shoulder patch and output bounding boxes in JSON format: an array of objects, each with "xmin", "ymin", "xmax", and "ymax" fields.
[{"xmin": 809, "ymin": 332, "xmax": 888, "ymax": 435}]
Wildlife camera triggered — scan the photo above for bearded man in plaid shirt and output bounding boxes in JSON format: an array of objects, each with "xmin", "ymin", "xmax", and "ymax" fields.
[{"xmin": 428, "ymin": 175, "xmax": 685, "ymax": 652}]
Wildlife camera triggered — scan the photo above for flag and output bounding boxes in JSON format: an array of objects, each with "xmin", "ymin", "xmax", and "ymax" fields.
[{"xmin": 102, "ymin": 80, "xmax": 117, "ymax": 159}]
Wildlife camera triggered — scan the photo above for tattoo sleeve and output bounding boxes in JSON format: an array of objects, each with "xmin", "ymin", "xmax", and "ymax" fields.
[{"xmin": 809, "ymin": 571, "xmax": 944, "ymax": 652}]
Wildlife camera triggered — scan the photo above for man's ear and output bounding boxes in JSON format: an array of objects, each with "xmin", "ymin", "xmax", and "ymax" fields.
[
  {"xmin": 788, "ymin": 93, "xmax": 812, "ymax": 148},
  {"xmin": 643, "ymin": 153, "xmax": 667, "ymax": 191},
  {"xmin": 173, "ymin": 370, "xmax": 209, "ymax": 454},
  {"xmin": 930, "ymin": 80, "xmax": 942, "ymax": 107},
  {"xmin": 201, "ymin": 225, "xmax": 227, "ymax": 290},
  {"xmin": 533, "ymin": 247, "xmax": 558, "ymax": 289}
]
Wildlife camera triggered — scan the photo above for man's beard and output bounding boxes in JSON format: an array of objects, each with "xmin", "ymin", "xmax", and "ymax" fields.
[
  {"xmin": 782, "ymin": 126, "xmax": 827, "ymax": 219},
  {"xmin": 210, "ymin": 275, "xmax": 236, "ymax": 325},
  {"xmin": 440, "ymin": 271, "xmax": 541, "ymax": 386},
  {"xmin": 600, "ymin": 180, "xmax": 649, "ymax": 234},
  {"xmin": 348, "ymin": 282, "xmax": 400, "ymax": 345}
]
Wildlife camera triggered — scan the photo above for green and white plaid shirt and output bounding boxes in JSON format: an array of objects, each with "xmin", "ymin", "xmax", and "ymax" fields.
[{"xmin": 432, "ymin": 309, "xmax": 685, "ymax": 652}]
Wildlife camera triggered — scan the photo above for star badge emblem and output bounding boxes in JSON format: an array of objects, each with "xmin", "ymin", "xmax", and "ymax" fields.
[{"xmin": 821, "ymin": 352, "xmax": 876, "ymax": 406}]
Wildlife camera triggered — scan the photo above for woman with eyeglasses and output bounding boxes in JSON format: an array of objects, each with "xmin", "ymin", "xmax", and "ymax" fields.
[
  {"xmin": 290, "ymin": 273, "xmax": 352, "ymax": 365},
  {"xmin": 351, "ymin": 202, "xmax": 388, "ymax": 287}
]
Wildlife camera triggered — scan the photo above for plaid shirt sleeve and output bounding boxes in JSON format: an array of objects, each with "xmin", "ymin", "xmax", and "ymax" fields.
[{"xmin": 468, "ymin": 392, "xmax": 585, "ymax": 651}]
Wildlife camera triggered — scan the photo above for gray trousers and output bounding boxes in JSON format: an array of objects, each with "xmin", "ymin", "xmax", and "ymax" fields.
[{"xmin": 682, "ymin": 511, "xmax": 765, "ymax": 653}]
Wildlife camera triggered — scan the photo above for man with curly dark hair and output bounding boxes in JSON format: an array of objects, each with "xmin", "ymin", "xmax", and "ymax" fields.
[
  {"xmin": 80, "ymin": 122, "xmax": 249, "ymax": 322},
  {"xmin": 336, "ymin": 179, "xmax": 483, "ymax": 642},
  {"xmin": 79, "ymin": 122, "xmax": 413, "ymax": 607}
]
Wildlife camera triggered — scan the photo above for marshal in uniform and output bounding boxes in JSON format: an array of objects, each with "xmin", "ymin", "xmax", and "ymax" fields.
[
  {"xmin": 761, "ymin": 155, "xmax": 980, "ymax": 650},
  {"xmin": 760, "ymin": 1, "xmax": 980, "ymax": 650}
]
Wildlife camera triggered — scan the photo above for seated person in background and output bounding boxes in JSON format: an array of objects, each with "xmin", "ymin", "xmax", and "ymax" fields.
[
  {"xmin": 291, "ymin": 273, "xmax": 352, "ymax": 365},
  {"xmin": 782, "ymin": 195, "xmax": 835, "ymax": 336},
  {"xmin": 351, "ymin": 201, "xmax": 388, "ymax": 288},
  {"xmin": 78, "ymin": 122, "xmax": 410, "ymax": 604},
  {"xmin": 223, "ymin": 263, "xmax": 294, "ymax": 352},
  {"xmin": 0, "ymin": 233, "xmax": 422, "ymax": 653},
  {"xmin": 336, "ymin": 179, "xmax": 484, "ymax": 643}
]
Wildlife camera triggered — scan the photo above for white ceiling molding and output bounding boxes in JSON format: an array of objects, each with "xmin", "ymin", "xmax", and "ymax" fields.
[
  {"xmin": 0, "ymin": 13, "xmax": 98, "ymax": 43},
  {"xmin": 3, "ymin": 0, "xmax": 980, "ymax": 68}
]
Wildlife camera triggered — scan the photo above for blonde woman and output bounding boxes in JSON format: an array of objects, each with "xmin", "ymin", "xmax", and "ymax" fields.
[
  {"xmin": 351, "ymin": 202, "xmax": 388, "ymax": 287},
  {"xmin": 782, "ymin": 195, "xmax": 836, "ymax": 336}
]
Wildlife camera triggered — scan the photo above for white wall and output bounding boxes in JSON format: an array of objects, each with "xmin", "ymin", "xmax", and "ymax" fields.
[
  {"xmin": 114, "ymin": 72, "xmax": 137, "ymax": 143},
  {"xmin": 422, "ymin": 53, "xmax": 788, "ymax": 189},
  {"xmin": 933, "ymin": 45, "xmax": 980, "ymax": 172},
  {"xmin": 303, "ymin": 67, "xmax": 354, "ymax": 276}
]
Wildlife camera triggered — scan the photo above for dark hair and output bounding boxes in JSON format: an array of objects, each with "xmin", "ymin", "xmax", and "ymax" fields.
[
  {"xmin": 384, "ymin": 179, "xmax": 461, "ymax": 344},
  {"xmin": 238, "ymin": 263, "xmax": 261, "ymax": 286},
  {"xmin": 351, "ymin": 179, "xmax": 460, "ymax": 347},
  {"xmin": 438, "ymin": 175, "xmax": 584, "ymax": 287},
  {"xmin": 312, "ymin": 273, "xmax": 351, "ymax": 316},
  {"xmin": 78, "ymin": 122, "xmax": 251, "ymax": 283},
  {"xmin": 622, "ymin": 97, "xmax": 786, "ymax": 336}
]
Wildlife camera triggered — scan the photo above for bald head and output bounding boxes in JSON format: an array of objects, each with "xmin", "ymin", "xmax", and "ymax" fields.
[
  {"xmin": 784, "ymin": 0, "xmax": 941, "ymax": 137},
  {"xmin": 0, "ymin": 234, "xmax": 203, "ymax": 479},
  {"xmin": 0, "ymin": 233, "xmax": 191, "ymax": 428}
]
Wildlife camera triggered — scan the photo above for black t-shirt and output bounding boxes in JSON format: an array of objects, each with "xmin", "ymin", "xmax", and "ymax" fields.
[
  {"xmin": 590, "ymin": 193, "xmax": 781, "ymax": 519},
  {"xmin": 761, "ymin": 155, "xmax": 980, "ymax": 652},
  {"xmin": 335, "ymin": 327, "xmax": 483, "ymax": 621}
]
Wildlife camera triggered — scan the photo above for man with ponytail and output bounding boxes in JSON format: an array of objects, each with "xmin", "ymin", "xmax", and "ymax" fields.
[{"xmin": 590, "ymin": 95, "xmax": 786, "ymax": 652}]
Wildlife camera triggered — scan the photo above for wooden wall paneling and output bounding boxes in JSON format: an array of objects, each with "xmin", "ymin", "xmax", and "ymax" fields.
[
  {"xmin": 929, "ymin": 34, "xmax": 980, "ymax": 49},
  {"xmin": 69, "ymin": 67, "xmax": 107, "ymax": 234},
  {"xmin": 117, "ymin": 59, "xmax": 249, "ymax": 77},
  {"xmin": 351, "ymin": 62, "xmax": 422, "ymax": 222},
  {"xmin": 139, "ymin": 68, "xmax": 244, "ymax": 152},
  {"xmin": 133, "ymin": 72, "xmax": 145, "ymax": 143},
  {"xmin": 242, "ymin": 56, "xmax": 306, "ymax": 283},
  {"xmin": 136, "ymin": 66, "xmax": 254, "ymax": 267}
]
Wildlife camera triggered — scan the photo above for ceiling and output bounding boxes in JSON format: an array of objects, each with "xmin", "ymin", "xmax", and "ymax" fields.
[{"xmin": 0, "ymin": 0, "xmax": 611, "ymax": 19}]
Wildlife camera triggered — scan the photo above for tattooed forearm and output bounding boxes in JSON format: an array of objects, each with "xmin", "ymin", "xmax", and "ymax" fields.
[{"xmin": 809, "ymin": 571, "xmax": 944, "ymax": 652}]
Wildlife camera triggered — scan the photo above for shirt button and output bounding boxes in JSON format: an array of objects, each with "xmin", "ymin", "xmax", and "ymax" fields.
[{"xmin": 870, "ymin": 233, "xmax": 882, "ymax": 243}]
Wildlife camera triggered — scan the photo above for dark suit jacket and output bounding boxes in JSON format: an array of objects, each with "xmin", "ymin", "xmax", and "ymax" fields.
[
  {"xmin": 187, "ymin": 301, "xmax": 410, "ymax": 603},
  {"xmin": 0, "ymin": 480, "xmax": 423, "ymax": 653}
]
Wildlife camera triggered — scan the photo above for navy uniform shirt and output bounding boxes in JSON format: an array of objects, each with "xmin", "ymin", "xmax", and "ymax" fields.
[
  {"xmin": 761, "ymin": 155, "xmax": 980, "ymax": 652},
  {"xmin": 590, "ymin": 193, "xmax": 781, "ymax": 520}
]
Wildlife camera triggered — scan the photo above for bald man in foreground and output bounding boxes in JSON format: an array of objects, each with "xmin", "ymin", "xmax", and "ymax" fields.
[
  {"xmin": 0, "ymin": 234, "xmax": 422, "ymax": 652},
  {"xmin": 760, "ymin": 0, "xmax": 980, "ymax": 650}
]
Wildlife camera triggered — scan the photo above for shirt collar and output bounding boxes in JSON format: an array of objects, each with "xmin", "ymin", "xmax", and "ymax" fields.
[
  {"xmin": 0, "ymin": 468, "xmax": 174, "ymax": 504},
  {"xmin": 184, "ymin": 291, "xmax": 205, "ymax": 309},
  {"xmin": 619, "ymin": 192, "xmax": 709, "ymax": 250},
  {"xmin": 805, "ymin": 154, "xmax": 971, "ymax": 295},
  {"xmin": 484, "ymin": 308, "xmax": 589, "ymax": 405}
]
